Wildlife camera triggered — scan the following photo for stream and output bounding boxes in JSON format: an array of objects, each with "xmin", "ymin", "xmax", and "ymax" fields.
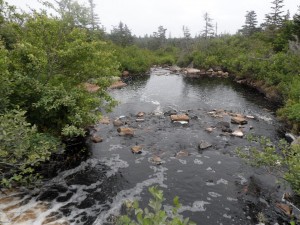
[{"xmin": 0, "ymin": 68, "xmax": 293, "ymax": 225}]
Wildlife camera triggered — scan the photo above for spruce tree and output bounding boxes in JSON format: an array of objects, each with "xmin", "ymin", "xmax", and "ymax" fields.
[
  {"xmin": 241, "ymin": 10, "xmax": 258, "ymax": 36},
  {"xmin": 264, "ymin": 0, "xmax": 285, "ymax": 29}
]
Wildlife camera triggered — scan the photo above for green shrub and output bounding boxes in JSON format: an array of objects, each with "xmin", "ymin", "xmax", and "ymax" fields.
[
  {"xmin": 117, "ymin": 186, "xmax": 195, "ymax": 225},
  {"xmin": 237, "ymin": 136, "xmax": 300, "ymax": 195},
  {"xmin": 0, "ymin": 109, "xmax": 59, "ymax": 187}
]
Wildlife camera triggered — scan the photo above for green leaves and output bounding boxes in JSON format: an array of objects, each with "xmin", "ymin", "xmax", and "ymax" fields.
[
  {"xmin": 238, "ymin": 135, "xmax": 300, "ymax": 195},
  {"xmin": 117, "ymin": 186, "xmax": 195, "ymax": 225},
  {"xmin": 0, "ymin": 109, "xmax": 59, "ymax": 187}
]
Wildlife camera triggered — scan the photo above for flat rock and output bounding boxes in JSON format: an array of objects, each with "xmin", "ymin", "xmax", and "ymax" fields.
[
  {"xmin": 198, "ymin": 140, "xmax": 212, "ymax": 150},
  {"xmin": 117, "ymin": 127, "xmax": 134, "ymax": 136},
  {"xmin": 186, "ymin": 68, "xmax": 201, "ymax": 74},
  {"xmin": 231, "ymin": 116, "xmax": 248, "ymax": 125},
  {"xmin": 109, "ymin": 81, "xmax": 127, "ymax": 89},
  {"xmin": 231, "ymin": 130, "xmax": 244, "ymax": 137},
  {"xmin": 99, "ymin": 116, "xmax": 110, "ymax": 125},
  {"xmin": 131, "ymin": 146, "xmax": 142, "ymax": 154},
  {"xmin": 83, "ymin": 83, "xmax": 100, "ymax": 93},
  {"xmin": 170, "ymin": 114, "xmax": 189, "ymax": 122},
  {"xmin": 91, "ymin": 135, "xmax": 103, "ymax": 143}
]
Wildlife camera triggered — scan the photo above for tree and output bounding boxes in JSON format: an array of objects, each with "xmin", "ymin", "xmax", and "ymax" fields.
[
  {"xmin": 241, "ymin": 10, "xmax": 259, "ymax": 36},
  {"xmin": 202, "ymin": 12, "xmax": 214, "ymax": 39},
  {"xmin": 264, "ymin": 0, "xmax": 285, "ymax": 29},
  {"xmin": 293, "ymin": 6, "xmax": 300, "ymax": 39},
  {"xmin": 110, "ymin": 21, "xmax": 133, "ymax": 47},
  {"xmin": 182, "ymin": 25, "xmax": 191, "ymax": 39},
  {"xmin": 87, "ymin": 0, "xmax": 99, "ymax": 30}
]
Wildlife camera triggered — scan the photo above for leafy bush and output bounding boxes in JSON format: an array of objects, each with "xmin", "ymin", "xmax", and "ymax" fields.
[
  {"xmin": 117, "ymin": 186, "xmax": 195, "ymax": 225},
  {"xmin": 237, "ymin": 135, "xmax": 300, "ymax": 195},
  {"xmin": 0, "ymin": 109, "xmax": 59, "ymax": 187}
]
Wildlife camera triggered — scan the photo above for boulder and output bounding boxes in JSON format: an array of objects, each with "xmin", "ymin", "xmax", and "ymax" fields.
[
  {"xmin": 131, "ymin": 146, "xmax": 142, "ymax": 154},
  {"xmin": 117, "ymin": 127, "xmax": 134, "ymax": 136},
  {"xmin": 109, "ymin": 81, "xmax": 127, "ymax": 89},
  {"xmin": 207, "ymin": 68, "xmax": 214, "ymax": 73},
  {"xmin": 231, "ymin": 129, "xmax": 244, "ymax": 137},
  {"xmin": 91, "ymin": 135, "xmax": 103, "ymax": 143},
  {"xmin": 231, "ymin": 116, "xmax": 248, "ymax": 125},
  {"xmin": 170, "ymin": 114, "xmax": 189, "ymax": 122},
  {"xmin": 198, "ymin": 140, "xmax": 212, "ymax": 150}
]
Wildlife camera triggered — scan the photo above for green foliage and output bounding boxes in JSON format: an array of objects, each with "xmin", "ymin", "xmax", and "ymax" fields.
[
  {"xmin": 237, "ymin": 136, "xmax": 300, "ymax": 195},
  {"xmin": 117, "ymin": 186, "xmax": 195, "ymax": 225},
  {"xmin": 0, "ymin": 109, "xmax": 59, "ymax": 187}
]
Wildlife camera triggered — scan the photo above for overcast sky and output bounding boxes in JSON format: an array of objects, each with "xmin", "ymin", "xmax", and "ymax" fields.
[{"xmin": 6, "ymin": 0, "xmax": 300, "ymax": 37}]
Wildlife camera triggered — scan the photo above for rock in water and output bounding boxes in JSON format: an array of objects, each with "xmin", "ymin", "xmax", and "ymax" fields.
[
  {"xmin": 113, "ymin": 119, "xmax": 123, "ymax": 126},
  {"xmin": 117, "ymin": 127, "xmax": 134, "ymax": 136},
  {"xmin": 198, "ymin": 140, "xmax": 212, "ymax": 150},
  {"xmin": 151, "ymin": 155, "xmax": 162, "ymax": 165},
  {"xmin": 131, "ymin": 146, "xmax": 142, "ymax": 154},
  {"xmin": 136, "ymin": 112, "xmax": 145, "ymax": 117},
  {"xmin": 231, "ymin": 116, "xmax": 248, "ymax": 125},
  {"xmin": 170, "ymin": 114, "xmax": 189, "ymax": 122},
  {"xmin": 231, "ymin": 130, "xmax": 244, "ymax": 137},
  {"xmin": 91, "ymin": 135, "xmax": 103, "ymax": 143}
]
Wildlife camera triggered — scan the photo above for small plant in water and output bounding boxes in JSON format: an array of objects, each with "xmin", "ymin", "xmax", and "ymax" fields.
[{"xmin": 117, "ymin": 186, "xmax": 195, "ymax": 225}]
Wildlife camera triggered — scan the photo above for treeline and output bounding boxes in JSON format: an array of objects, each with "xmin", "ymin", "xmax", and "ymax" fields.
[{"xmin": 0, "ymin": 0, "xmax": 299, "ymax": 188}]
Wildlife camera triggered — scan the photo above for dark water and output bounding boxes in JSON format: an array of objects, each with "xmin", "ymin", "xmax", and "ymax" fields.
[{"xmin": 0, "ymin": 68, "xmax": 292, "ymax": 225}]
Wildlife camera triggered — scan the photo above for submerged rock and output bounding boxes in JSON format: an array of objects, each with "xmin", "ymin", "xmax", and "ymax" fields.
[
  {"xmin": 113, "ymin": 119, "xmax": 123, "ymax": 127},
  {"xmin": 205, "ymin": 127, "xmax": 214, "ymax": 133},
  {"xmin": 91, "ymin": 135, "xmax": 103, "ymax": 143},
  {"xmin": 198, "ymin": 140, "xmax": 212, "ymax": 150},
  {"xmin": 176, "ymin": 150, "xmax": 189, "ymax": 158},
  {"xmin": 99, "ymin": 116, "xmax": 110, "ymax": 125},
  {"xmin": 276, "ymin": 203, "xmax": 293, "ymax": 216}
]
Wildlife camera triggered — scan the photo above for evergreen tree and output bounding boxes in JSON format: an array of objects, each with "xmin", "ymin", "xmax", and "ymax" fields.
[
  {"xmin": 88, "ymin": 0, "xmax": 99, "ymax": 30},
  {"xmin": 202, "ymin": 12, "xmax": 214, "ymax": 39},
  {"xmin": 264, "ymin": 0, "xmax": 285, "ymax": 29},
  {"xmin": 293, "ymin": 6, "xmax": 300, "ymax": 39},
  {"xmin": 241, "ymin": 10, "xmax": 259, "ymax": 36},
  {"xmin": 110, "ymin": 21, "xmax": 133, "ymax": 47}
]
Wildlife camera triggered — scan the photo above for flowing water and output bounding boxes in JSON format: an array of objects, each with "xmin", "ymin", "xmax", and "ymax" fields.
[{"xmin": 0, "ymin": 68, "xmax": 293, "ymax": 225}]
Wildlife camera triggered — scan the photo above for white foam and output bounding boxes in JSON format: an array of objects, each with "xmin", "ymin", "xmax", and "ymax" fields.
[
  {"xmin": 216, "ymin": 179, "xmax": 229, "ymax": 185},
  {"xmin": 208, "ymin": 192, "xmax": 222, "ymax": 198},
  {"xmin": 194, "ymin": 159, "xmax": 204, "ymax": 165}
]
